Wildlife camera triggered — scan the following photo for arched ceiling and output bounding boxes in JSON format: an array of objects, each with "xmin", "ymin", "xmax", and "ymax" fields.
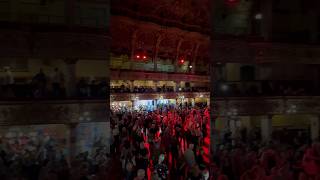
[
  {"xmin": 110, "ymin": 0, "xmax": 212, "ymax": 63},
  {"xmin": 111, "ymin": 0, "xmax": 210, "ymax": 33}
]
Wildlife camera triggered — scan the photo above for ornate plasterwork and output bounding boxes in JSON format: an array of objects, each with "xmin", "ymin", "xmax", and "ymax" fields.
[{"xmin": 111, "ymin": 16, "xmax": 210, "ymax": 63}]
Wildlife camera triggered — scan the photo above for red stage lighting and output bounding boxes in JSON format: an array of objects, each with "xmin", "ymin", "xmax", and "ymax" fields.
[
  {"xmin": 136, "ymin": 55, "xmax": 140, "ymax": 59},
  {"xmin": 143, "ymin": 55, "xmax": 147, "ymax": 59},
  {"xmin": 179, "ymin": 59, "xmax": 185, "ymax": 64}
]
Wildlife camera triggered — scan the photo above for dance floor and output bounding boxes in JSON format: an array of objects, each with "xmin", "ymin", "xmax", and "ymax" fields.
[{"xmin": 107, "ymin": 121, "xmax": 211, "ymax": 179}]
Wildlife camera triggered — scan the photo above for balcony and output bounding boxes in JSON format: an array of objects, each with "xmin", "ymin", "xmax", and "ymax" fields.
[
  {"xmin": 215, "ymin": 80, "xmax": 314, "ymax": 97},
  {"xmin": 214, "ymin": 40, "xmax": 320, "ymax": 64},
  {"xmin": 213, "ymin": 96, "xmax": 320, "ymax": 117},
  {"xmin": 111, "ymin": 69, "xmax": 209, "ymax": 82},
  {"xmin": 0, "ymin": 99, "xmax": 107, "ymax": 126},
  {"xmin": 111, "ymin": 92, "xmax": 210, "ymax": 101}
]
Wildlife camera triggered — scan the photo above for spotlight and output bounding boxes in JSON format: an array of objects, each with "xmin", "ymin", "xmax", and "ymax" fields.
[
  {"xmin": 179, "ymin": 57, "xmax": 185, "ymax": 64},
  {"xmin": 189, "ymin": 65, "xmax": 193, "ymax": 69}
]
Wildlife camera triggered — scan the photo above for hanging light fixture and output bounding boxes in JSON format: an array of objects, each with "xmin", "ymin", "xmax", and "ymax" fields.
[
  {"xmin": 135, "ymin": 41, "xmax": 148, "ymax": 61},
  {"xmin": 135, "ymin": 49, "xmax": 148, "ymax": 61}
]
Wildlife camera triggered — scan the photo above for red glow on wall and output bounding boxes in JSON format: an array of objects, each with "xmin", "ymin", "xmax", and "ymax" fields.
[
  {"xmin": 179, "ymin": 59, "xmax": 185, "ymax": 64},
  {"xmin": 225, "ymin": 0, "xmax": 240, "ymax": 6}
]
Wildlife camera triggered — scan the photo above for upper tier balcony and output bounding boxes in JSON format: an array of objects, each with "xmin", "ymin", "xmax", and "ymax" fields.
[
  {"xmin": 0, "ymin": 0, "xmax": 109, "ymax": 28},
  {"xmin": 111, "ymin": 69, "xmax": 209, "ymax": 82}
]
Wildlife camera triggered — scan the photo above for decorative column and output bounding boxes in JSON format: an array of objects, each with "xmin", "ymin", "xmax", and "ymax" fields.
[
  {"xmin": 261, "ymin": 115, "xmax": 273, "ymax": 142},
  {"xmin": 10, "ymin": 0, "xmax": 19, "ymax": 21},
  {"xmin": 175, "ymin": 81, "xmax": 180, "ymax": 92},
  {"xmin": 153, "ymin": 33, "xmax": 163, "ymax": 71},
  {"xmin": 154, "ymin": 99, "xmax": 158, "ymax": 109},
  {"xmin": 308, "ymin": 6, "xmax": 318, "ymax": 43},
  {"xmin": 210, "ymin": 56, "xmax": 218, "ymax": 157},
  {"xmin": 313, "ymin": 66, "xmax": 319, "ymax": 93},
  {"xmin": 229, "ymin": 118, "xmax": 237, "ymax": 142},
  {"xmin": 154, "ymin": 80, "xmax": 159, "ymax": 92},
  {"xmin": 174, "ymin": 38, "xmax": 183, "ymax": 72},
  {"xmin": 66, "ymin": 123, "xmax": 78, "ymax": 167},
  {"xmin": 310, "ymin": 115, "xmax": 320, "ymax": 141},
  {"xmin": 65, "ymin": 0, "xmax": 76, "ymax": 25},
  {"xmin": 261, "ymin": 0, "xmax": 273, "ymax": 41},
  {"xmin": 130, "ymin": 30, "xmax": 139, "ymax": 69},
  {"xmin": 129, "ymin": 80, "xmax": 134, "ymax": 92},
  {"xmin": 64, "ymin": 58, "xmax": 78, "ymax": 97},
  {"xmin": 191, "ymin": 43, "xmax": 200, "ymax": 74}
]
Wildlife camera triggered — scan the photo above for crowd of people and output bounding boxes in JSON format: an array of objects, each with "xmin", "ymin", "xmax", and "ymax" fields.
[
  {"xmin": 0, "ymin": 129, "xmax": 112, "ymax": 180},
  {"xmin": 111, "ymin": 85, "xmax": 209, "ymax": 94},
  {"xmin": 209, "ymin": 127, "xmax": 320, "ymax": 180},
  {"xmin": 110, "ymin": 105, "xmax": 210, "ymax": 180}
]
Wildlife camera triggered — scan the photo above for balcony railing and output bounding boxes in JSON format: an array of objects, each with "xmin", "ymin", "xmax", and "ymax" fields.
[
  {"xmin": 111, "ymin": 69, "xmax": 209, "ymax": 81},
  {"xmin": 0, "ymin": 99, "xmax": 108, "ymax": 125},
  {"xmin": 213, "ymin": 96, "xmax": 320, "ymax": 116},
  {"xmin": 110, "ymin": 86, "xmax": 209, "ymax": 94},
  {"xmin": 111, "ymin": 92, "xmax": 210, "ymax": 101},
  {"xmin": 215, "ymin": 80, "xmax": 314, "ymax": 97}
]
